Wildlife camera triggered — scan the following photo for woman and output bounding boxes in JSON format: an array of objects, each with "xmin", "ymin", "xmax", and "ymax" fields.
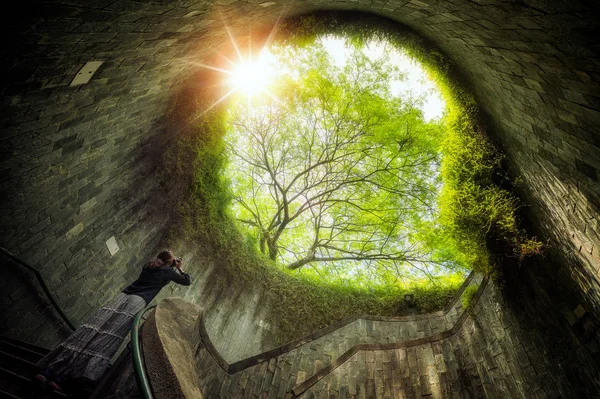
[{"xmin": 34, "ymin": 249, "xmax": 192, "ymax": 394}]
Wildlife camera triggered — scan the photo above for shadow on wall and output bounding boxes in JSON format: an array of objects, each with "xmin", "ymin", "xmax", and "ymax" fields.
[
  {"xmin": 140, "ymin": 69, "xmax": 276, "ymax": 363},
  {"xmin": 508, "ymin": 155, "xmax": 600, "ymax": 321}
]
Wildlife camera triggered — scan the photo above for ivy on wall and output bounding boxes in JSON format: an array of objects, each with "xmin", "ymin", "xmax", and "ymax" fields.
[{"xmin": 161, "ymin": 11, "xmax": 541, "ymax": 345}]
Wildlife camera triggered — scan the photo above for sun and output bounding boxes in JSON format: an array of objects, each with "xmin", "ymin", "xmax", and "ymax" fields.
[
  {"xmin": 228, "ymin": 50, "xmax": 275, "ymax": 97},
  {"xmin": 187, "ymin": 46, "xmax": 278, "ymax": 117},
  {"xmin": 230, "ymin": 60, "xmax": 270, "ymax": 96},
  {"xmin": 187, "ymin": 20, "xmax": 284, "ymax": 117}
]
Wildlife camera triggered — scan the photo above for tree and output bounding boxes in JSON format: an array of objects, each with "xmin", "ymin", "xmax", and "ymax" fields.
[{"xmin": 225, "ymin": 40, "xmax": 452, "ymax": 284}]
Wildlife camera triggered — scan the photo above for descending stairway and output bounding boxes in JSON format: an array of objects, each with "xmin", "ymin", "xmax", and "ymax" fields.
[
  {"xmin": 0, "ymin": 336, "xmax": 67, "ymax": 399},
  {"xmin": 138, "ymin": 274, "xmax": 490, "ymax": 398}
]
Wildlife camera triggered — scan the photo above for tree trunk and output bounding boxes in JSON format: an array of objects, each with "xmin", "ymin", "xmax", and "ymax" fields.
[
  {"xmin": 259, "ymin": 234, "xmax": 267, "ymax": 255},
  {"xmin": 267, "ymin": 238, "xmax": 278, "ymax": 261},
  {"xmin": 287, "ymin": 254, "xmax": 315, "ymax": 270}
]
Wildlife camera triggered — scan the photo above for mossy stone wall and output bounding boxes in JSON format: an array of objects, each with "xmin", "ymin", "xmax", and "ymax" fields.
[{"xmin": 1, "ymin": 0, "xmax": 599, "ymax": 381}]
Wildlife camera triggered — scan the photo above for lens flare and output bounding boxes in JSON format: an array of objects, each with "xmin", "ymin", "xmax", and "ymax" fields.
[
  {"xmin": 188, "ymin": 12, "xmax": 286, "ymax": 118},
  {"xmin": 229, "ymin": 53, "xmax": 273, "ymax": 96}
]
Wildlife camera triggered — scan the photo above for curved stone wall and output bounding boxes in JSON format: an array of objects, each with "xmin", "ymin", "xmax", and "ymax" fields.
[
  {"xmin": 1, "ymin": 0, "xmax": 599, "ymax": 382},
  {"xmin": 145, "ymin": 270, "xmax": 599, "ymax": 398},
  {"xmin": 300, "ymin": 271, "xmax": 598, "ymax": 398}
]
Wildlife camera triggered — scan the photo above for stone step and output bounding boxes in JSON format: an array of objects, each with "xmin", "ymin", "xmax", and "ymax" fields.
[
  {"xmin": 0, "ymin": 340, "xmax": 47, "ymax": 364},
  {"xmin": 0, "ymin": 337, "xmax": 50, "ymax": 357},
  {"xmin": 0, "ymin": 351, "xmax": 38, "ymax": 379}
]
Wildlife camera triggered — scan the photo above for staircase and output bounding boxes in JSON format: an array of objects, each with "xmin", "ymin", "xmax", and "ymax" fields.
[
  {"xmin": 0, "ymin": 248, "xmax": 140, "ymax": 398},
  {"xmin": 0, "ymin": 336, "xmax": 67, "ymax": 399}
]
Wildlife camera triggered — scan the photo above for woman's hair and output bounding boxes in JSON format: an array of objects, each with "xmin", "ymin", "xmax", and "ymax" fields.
[{"xmin": 145, "ymin": 249, "xmax": 174, "ymax": 269}]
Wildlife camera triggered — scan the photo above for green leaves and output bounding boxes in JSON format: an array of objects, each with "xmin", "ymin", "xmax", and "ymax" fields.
[
  {"xmin": 164, "ymin": 14, "xmax": 541, "ymax": 345},
  {"xmin": 224, "ymin": 37, "xmax": 466, "ymax": 288}
]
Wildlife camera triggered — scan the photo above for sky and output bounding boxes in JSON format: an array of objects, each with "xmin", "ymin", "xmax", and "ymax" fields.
[
  {"xmin": 229, "ymin": 35, "xmax": 446, "ymax": 122},
  {"xmin": 320, "ymin": 36, "xmax": 445, "ymax": 121}
]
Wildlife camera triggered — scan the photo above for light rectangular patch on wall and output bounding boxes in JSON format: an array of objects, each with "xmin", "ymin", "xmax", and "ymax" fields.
[
  {"xmin": 106, "ymin": 236, "xmax": 119, "ymax": 256},
  {"xmin": 70, "ymin": 61, "xmax": 104, "ymax": 86}
]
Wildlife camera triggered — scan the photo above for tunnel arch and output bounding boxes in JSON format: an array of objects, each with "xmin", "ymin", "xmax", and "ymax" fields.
[{"xmin": 1, "ymin": 1, "xmax": 599, "ymax": 395}]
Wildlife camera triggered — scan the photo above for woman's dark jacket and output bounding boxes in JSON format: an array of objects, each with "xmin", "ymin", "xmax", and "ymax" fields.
[{"xmin": 122, "ymin": 264, "xmax": 192, "ymax": 304}]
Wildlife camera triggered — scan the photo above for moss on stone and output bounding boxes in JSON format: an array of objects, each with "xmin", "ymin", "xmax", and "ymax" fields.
[
  {"xmin": 461, "ymin": 284, "xmax": 479, "ymax": 309},
  {"xmin": 161, "ymin": 11, "xmax": 540, "ymax": 345}
]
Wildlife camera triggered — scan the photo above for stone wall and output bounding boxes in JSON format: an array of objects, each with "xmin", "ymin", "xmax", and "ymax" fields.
[
  {"xmin": 302, "ymin": 265, "xmax": 600, "ymax": 398},
  {"xmin": 147, "ymin": 275, "xmax": 482, "ymax": 398},
  {"xmin": 1, "ymin": 0, "xmax": 599, "ymax": 373},
  {"xmin": 1, "ymin": 20, "xmax": 179, "ymax": 328},
  {"xmin": 152, "ymin": 252, "xmax": 272, "ymax": 363},
  {"xmin": 302, "ymin": 269, "xmax": 600, "ymax": 398},
  {"xmin": 149, "ymin": 267, "xmax": 599, "ymax": 398}
]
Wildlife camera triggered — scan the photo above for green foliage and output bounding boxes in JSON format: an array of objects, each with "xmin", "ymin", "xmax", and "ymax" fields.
[
  {"xmin": 225, "ymin": 38, "xmax": 460, "ymax": 288},
  {"xmin": 462, "ymin": 284, "xmax": 479, "ymax": 309},
  {"xmin": 163, "ymin": 91, "xmax": 464, "ymax": 344},
  {"xmin": 429, "ymin": 83, "xmax": 542, "ymax": 273},
  {"xmin": 164, "ymin": 12, "xmax": 541, "ymax": 344},
  {"xmin": 276, "ymin": 12, "xmax": 542, "ymax": 272}
]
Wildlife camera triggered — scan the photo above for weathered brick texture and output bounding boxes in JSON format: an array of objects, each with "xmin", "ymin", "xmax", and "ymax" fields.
[
  {"xmin": 150, "ymin": 271, "xmax": 599, "ymax": 398},
  {"xmin": 1, "ymin": 0, "xmax": 599, "ymax": 394}
]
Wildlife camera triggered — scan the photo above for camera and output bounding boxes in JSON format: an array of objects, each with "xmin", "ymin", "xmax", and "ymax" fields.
[{"xmin": 172, "ymin": 257, "xmax": 183, "ymax": 266}]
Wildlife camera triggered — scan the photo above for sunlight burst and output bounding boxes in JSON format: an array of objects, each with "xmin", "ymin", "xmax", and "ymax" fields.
[
  {"xmin": 190, "ymin": 16, "xmax": 286, "ymax": 119},
  {"xmin": 229, "ymin": 59, "xmax": 271, "ymax": 96}
]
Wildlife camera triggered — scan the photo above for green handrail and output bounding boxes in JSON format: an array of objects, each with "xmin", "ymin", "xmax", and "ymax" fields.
[
  {"xmin": 1, "ymin": 246, "xmax": 76, "ymax": 331},
  {"xmin": 132, "ymin": 304, "xmax": 157, "ymax": 399}
]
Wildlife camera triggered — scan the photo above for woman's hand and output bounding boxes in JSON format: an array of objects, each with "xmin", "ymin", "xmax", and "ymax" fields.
[{"xmin": 173, "ymin": 257, "xmax": 184, "ymax": 272}]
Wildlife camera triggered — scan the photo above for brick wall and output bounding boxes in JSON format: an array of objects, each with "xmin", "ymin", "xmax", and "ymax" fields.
[
  {"xmin": 152, "ymin": 251, "xmax": 272, "ymax": 363},
  {"xmin": 150, "ymin": 269, "xmax": 598, "ymax": 398},
  {"xmin": 301, "ymin": 266, "xmax": 600, "ymax": 398},
  {"xmin": 1, "ymin": 0, "xmax": 599, "ymax": 375}
]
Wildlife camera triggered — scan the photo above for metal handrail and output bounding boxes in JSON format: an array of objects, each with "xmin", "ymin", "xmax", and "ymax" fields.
[
  {"xmin": 1, "ymin": 246, "xmax": 76, "ymax": 331},
  {"xmin": 131, "ymin": 304, "xmax": 157, "ymax": 399}
]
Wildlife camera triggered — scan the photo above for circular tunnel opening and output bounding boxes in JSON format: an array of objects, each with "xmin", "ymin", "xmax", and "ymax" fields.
[{"xmin": 165, "ymin": 11, "xmax": 542, "ymax": 343}]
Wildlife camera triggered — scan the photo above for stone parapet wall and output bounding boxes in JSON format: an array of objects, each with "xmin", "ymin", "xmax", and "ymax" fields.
[
  {"xmin": 302, "ymin": 268, "xmax": 600, "ymax": 398},
  {"xmin": 149, "ymin": 268, "xmax": 599, "ymax": 398},
  {"xmin": 153, "ymin": 253, "xmax": 272, "ymax": 363}
]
